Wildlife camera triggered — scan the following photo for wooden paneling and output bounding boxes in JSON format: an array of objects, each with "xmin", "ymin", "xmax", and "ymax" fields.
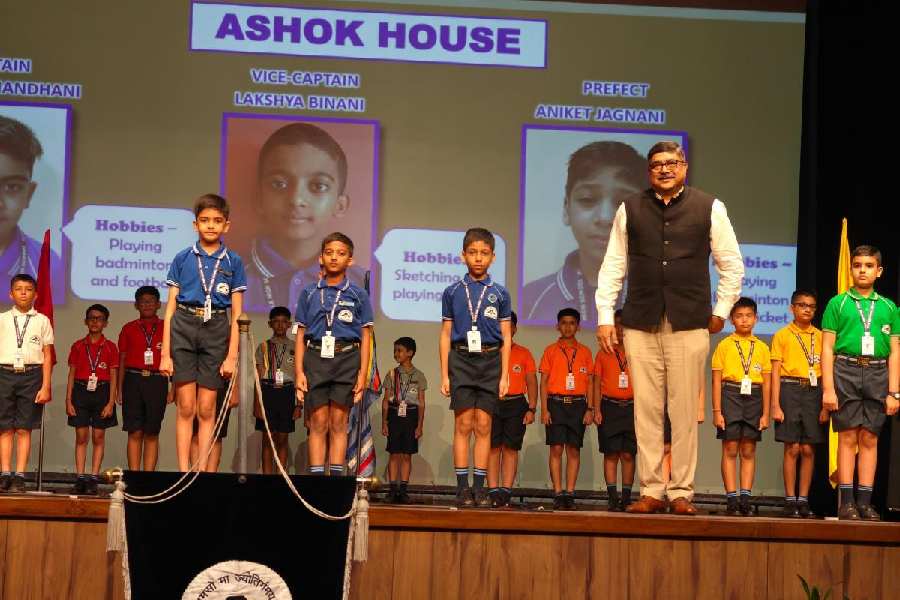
[{"xmin": 1, "ymin": 497, "xmax": 899, "ymax": 600}]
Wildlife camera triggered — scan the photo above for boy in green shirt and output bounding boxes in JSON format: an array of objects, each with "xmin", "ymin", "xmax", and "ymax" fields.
[{"xmin": 821, "ymin": 245, "xmax": 900, "ymax": 521}]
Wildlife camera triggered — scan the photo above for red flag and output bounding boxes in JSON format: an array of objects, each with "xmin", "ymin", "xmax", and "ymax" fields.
[{"xmin": 34, "ymin": 229, "xmax": 56, "ymax": 366}]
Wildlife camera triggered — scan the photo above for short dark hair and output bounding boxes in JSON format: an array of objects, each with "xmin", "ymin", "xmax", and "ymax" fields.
[
  {"xmin": 557, "ymin": 307, "xmax": 581, "ymax": 323},
  {"xmin": 510, "ymin": 311, "xmax": 518, "ymax": 326},
  {"xmin": 566, "ymin": 141, "xmax": 645, "ymax": 197},
  {"xmin": 193, "ymin": 193, "xmax": 230, "ymax": 219},
  {"xmin": 730, "ymin": 297, "xmax": 757, "ymax": 315},
  {"xmin": 269, "ymin": 306, "xmax": 291, "ymax": 320},
  {"xmin": 790, "ymin": 289, "xmax": 817, "ymax": 304},
  {"xmin": 321, "ymin": 231, "xmax": 354, "ymax": 255},
  {"xmin": 258, "ymin": 122, "xmax": 348, "ymax": 193},
  {"xmin": 647, "ymin": 140, "xmax": 686, "ymax": 162},
  {"xmin": 134, "ymin": 286, "xmax": 160, "ymax": 302},
  {"xmin": 86, "ymin": 303, "xmax": 110, "ymax": 320},
  {"xmin": 0, "ymin": 115, "xmax": 42, "ymax": 173},
  {"xmin": 394, "ymin": 336, "xmax": 417, "ymax": 354},
  {"xmin": 851, "ymin": 244, "xmax": 882, "ymax": 267},
  {"xmin": 614, "ymin": 309, "xmax": 623, "ymax": 319},
  {"xmin": 10, "ymin": 273, "xmax": 36, "ymax": 290},
  {"xmin": 462, "ymin": 228, "xmax": 495, "ymax": 252}
]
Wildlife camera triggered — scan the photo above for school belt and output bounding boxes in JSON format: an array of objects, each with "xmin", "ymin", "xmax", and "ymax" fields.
[
  {"xmin": 75, "ymin": 379, "xmax": 109, "ymax": 387},
  {"xmin": 549, "ymin": 394, "xmax": 585, "ymax": 404},
  {"xmin": 601, "ymin": 395, "xmax": 634, "ymax": 406},
  {"xmin": 125, "ymin": 368, "xmax": 165, "ymax": 378},
  {"xmin": 501, "ymin": 393, "xmax": 526, "ymax": 402},
  {"xmin": 836, "ymin": 354, "xmax": 887, "ymax": 367},
  {"xmin": 177, "ymin": 303, "xmax": 227, "ymax": 317},
  {"xmin": 306, "ymin": 340, "xmax": 360, "ymax": 353},
  {"xmin": 389, "ymin": 403, "xmax": 418, "ymax": 410},
  {"xmin": 781, "ymin": 376, "xmax": 815, "ymax": 387},
  {"xmin": 0, "ymin": 364, "xmax": 41, "ymax": 373},
  {"xmin": 723, "ymin": 380, "xmax": 761, "ymax": 390},
  {"xmin": 453, "ymin": 343, "xmax": 501, "ymax": 353},
  {"xmin": 260, "ymin": 378, "xmax": 294, "ymax": 386}
]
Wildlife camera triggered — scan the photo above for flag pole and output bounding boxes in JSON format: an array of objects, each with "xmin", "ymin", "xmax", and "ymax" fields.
[
  {"xmin": 355, "ymin": 271, "xmax": 371, "ymax": 476},
  {"xmin": 28, "ymin": 407, "xmax": 52, "ymax": 495},
  {"xmin": 28, "ymin": 229, "xmax": 54, "ymax": 496}
]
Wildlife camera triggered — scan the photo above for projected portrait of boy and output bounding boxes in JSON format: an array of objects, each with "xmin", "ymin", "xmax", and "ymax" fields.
[
  {"xmin": 243, "ymin": 122, "xmax": 366, "ymax": 312},
  {"xmin": 522, "ymin": 140, "xmax": 644, "ymax": 324},
  {"xmin": 0, "ymin": 113, "xmax": 64, "ymax": 304}
]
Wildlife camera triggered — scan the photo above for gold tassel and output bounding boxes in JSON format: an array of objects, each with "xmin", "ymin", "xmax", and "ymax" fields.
[{"xmin": 352, "ymin": 488, "xmax": 369, "ymax": 562}]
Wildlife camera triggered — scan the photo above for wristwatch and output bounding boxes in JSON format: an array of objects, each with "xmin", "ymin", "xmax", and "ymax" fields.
[{"xmin": 891, "ymin": 391, "xmax": 900, "ymax": 400}]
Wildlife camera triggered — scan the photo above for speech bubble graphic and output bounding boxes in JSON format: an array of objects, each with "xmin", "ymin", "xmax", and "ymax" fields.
[
  {"xmin": 374, "ymin": 228, "xmax": 507, "ymax": 322},
  {"xmin": 63, "ymin": 205, "xmax": 196, "ymax": 301}
]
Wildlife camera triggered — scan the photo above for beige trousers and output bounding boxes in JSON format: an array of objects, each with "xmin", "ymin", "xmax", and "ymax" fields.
[{"xmin": 623, "ymin": 316, "xmax": 708, "ymax": 501}]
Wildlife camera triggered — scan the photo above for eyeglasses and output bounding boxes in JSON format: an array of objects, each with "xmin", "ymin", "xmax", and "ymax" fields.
[
  {"xmin": 648, "ymin": 160, "xmax": 685, "ymax": 172},
  {"xmin": 792, "ymin": 303, "xmax": 817, "ymax": 310}
]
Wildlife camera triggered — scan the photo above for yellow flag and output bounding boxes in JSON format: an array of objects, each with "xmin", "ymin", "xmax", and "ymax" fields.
[{"xmin": 828, "ymin": 218, "xmax": 854, "ymax": 486}]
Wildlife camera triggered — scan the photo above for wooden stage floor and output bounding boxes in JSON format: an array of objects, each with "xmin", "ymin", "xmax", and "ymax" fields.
[{"xmin": 1, "ymin": 494, "xmax": 898, "ymax": 599}]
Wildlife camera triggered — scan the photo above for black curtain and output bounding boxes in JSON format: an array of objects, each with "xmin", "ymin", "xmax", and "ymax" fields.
[{"xmin": 799, "ymin": 0, "xmax": 897, "ymax": 518}]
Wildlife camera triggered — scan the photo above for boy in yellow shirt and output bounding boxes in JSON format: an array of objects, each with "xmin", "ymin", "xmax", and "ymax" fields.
[
  {"xmin": 770, "ymin": 290, "xmax": 827, "ymax": 518},
  {"xmin": 712, "ymin": 297, "xmax": 771, "ymax": 516}
]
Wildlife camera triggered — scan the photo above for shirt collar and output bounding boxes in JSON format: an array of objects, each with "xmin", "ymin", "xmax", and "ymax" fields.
[
  {"xmin": 1, "ymin": 227, "xmax": 27, "ymax": 275},
  {"xmin": 316, "ymin": 276, "xmax": 351, "ymax": 291},
  {"xmin": 10, "ymin": 305, "xmax": 37, "ymax": 317},
  {"xmin": 846, "ymin": 288, "xmax": 880, "ymax": 302},
  {"xmin": 463, "ymin": 273, "xmax": 493, "ymax": 287},
  {"xmin": 788, "ymin": 322, "xmax": 815, "ymax": 334},
  {"xmin": 83, "ymin": 334, "xmax": 107, "ymax": 346},
  {"xmin": 557, "ymin": 250, "xmax": 591, "ymax": 301},
  {"xmin": 252, "ymin": 238, "xmax": 321, "ymax": 279},
  {"xmin": 192, "ymin": 242, "xmax": 228, "ymax": 260},
  {"xmin": 652, "ymin": 186, "xmax": 686, "ymax": 204},
  {"xmin": 729, "ymin": 332, "xmax": 758, "ymax": 343}
]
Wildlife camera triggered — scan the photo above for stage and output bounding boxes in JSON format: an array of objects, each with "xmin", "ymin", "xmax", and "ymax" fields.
[{"xmin": 1, "ymin": 493, "xmax": 897, "ymax": 600}]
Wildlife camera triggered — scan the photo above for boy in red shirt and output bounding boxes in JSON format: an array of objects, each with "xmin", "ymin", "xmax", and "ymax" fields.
[
  {"xmin": 488, "ymin": 311, "xmax": 537, "ymax": 508},
  {"xmin": 66, "ymin": 304, "xmax": 119, "ymax": 495},
  {"xmin": 593, "ymin": 310, "xmax": 635, "ymax": 511},
  {"xmin": 539, "ymin": 308, "xmax": 594, "ymax": 510},
  {"xmin": 117, "ymin": 286, "xmax": 172, "ymax": 471}
]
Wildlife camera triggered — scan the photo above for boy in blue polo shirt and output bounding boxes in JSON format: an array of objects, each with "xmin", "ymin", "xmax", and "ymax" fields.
[
  {"xmin": 822, "ymin": 245, "xmax": 899, "ymax": 521},
  {"xmin": 294, "ymin": 232, "xmax": 373, "ymax": 476},
  {"xmin": 440, "ymin": 228, "xmax": 512, "ymax": 508},
  {"xmin": 160, "ymin": 194, "xmax": 247, "ymax": 472}
]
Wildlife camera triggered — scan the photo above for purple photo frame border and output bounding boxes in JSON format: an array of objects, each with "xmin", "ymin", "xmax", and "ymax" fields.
[
  {"xmin": 188, "ymin": 0, "xmax": 549, "ymax": 70},
  {"xmin": 0, "ymin": 99, "xmax": 73, "ymax": 304},
  {"xmin": 517, "ymin": 123, "xmax": 689, "ymax": 328},
  {"xmin": 219, "ymin": 111, "xmax": 381, "ymax": 306}
]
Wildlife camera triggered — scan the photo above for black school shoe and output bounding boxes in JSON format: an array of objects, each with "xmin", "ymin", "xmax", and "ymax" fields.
[
  {"xmin": 473, "ymin": 487, "xmax": 492, "ymax": 508},
  {"xmin": 837, "ymin": 503, "xmax": 861, "ymax": 521},
  {"xmin": 552, "ymin": 494, "xmax": 566, "ymax": 510},
  {"xmin": 782, "ymin": 500, "xmax": 800, "ymax": 518},
  {"xmin": 725, "ymin": 496, "xmax": 739, "ymax": 516},
  {"xmin": 456, "ymin": 487, "xmax": 475, "ymax": 508},
  {"xmin": 71, "ymin": 478, "xmax": 87, "ymax": 495},
  {"xmin": 9, "ymin": 474, "xmax": 26, "ymax": 493},
  {"xmin": 85, "ymin": 477, "xmax": 99, "ymax": 496},
  {"xmin": 797, "ymin": 500, "xmax": 811, "ymax": 518},
  {"xmin": 738, "ymin": 496, "xmax": 752, "ymax": 517},
  {"xmin": 607, "ymin": 490, "xmax": 622, "ymax": 512},
  {"xmin": 857, "ymin": 504, "xmax": 881, "ymax": 521},
  {"xmin": 0, "ymin": 474, "xmax": 11, "ymax": 492},
  {"xmin": 564, "ymin": 494, "xmax": 577, "ymax": 511}
]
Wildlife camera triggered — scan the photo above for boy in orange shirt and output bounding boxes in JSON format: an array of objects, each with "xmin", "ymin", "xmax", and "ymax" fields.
[
  {"xmin": 540, "ymin": 308, "xmax": 594, "ymax": 510},
  {"xmin": 488, "ymin": 311, "xmax": 537, "ymax": 508},
  {"xmin": 593, "ymin": 310, "xmax": 635, "ymax": 511}
]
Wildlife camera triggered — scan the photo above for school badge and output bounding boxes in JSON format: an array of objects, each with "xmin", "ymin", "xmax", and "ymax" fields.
[
  {"xmin": 29, "ymin": 334, "xmax": 40, "ymax": 345},
  {"xmin": 216, "ymin": 282, "xmax": 230, "ymax": 295},
  {"xmin": 99, "ymin": 362, "xmax": 108, "ymax": 370},
  {"xmin": 338, "ymin": 309, "xmax": 354, "ymax": 323},
  {"xmin": 512, "ymin": 364, "xmax": 523, "ymax": 373},
  {"xmin": 753, "ymin": 363, "xmax": 763, "ymax": 372},
  {"xmin": 182, "ymin": 560, "xmax": 290, "ymax": 600},
  {"xmin": 579, "ymin": 366, "xmax": 587, "ymax": 374},
  {"xmin": 487, "ymin": 293, "xmax": 498, "ymax": 303},
  {"xmin": 484, "ymin": 306, "xmax": 498, "ymax": 319},
  {"xmin": 882, "ymin": 324, "xmax": 892, "ymax": 335}
]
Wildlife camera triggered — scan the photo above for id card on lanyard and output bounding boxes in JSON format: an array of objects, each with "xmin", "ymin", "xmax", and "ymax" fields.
[
  {"xmin": 464, "ymin": 280, "xmax": 489, "ymax": 353},
  {"xmin": 734, "ymin": 339, "xmax": 756, "ymax": 395},
  {"xmin": 271, "ymin": 341, "xmax": 287, "ymax": 387},
  {"xmin": 613, "ymin": 348, "xmax": 628, "ymax": 389},
  {"xmin": 85, "ymin": 338, "xmax": 103, "ymax": 392},
  {"xmin": 793, "ymin": 330, "xmax": 818, "ymax": 387},
  {"xmin": 197, "ymin": 246, "xmax": 226, "ymax": 322},
  {"xmin": 395, "ymin": 368, "xmax": 411, "ymax": 417},
  {"xmin": 319, "ymin": 280, "xmax": 348, "ymax": 359},
  {"xmin": 559, "ymin": 342, "xmax": 578, "ymax": 391},
  {"xmin": 13, "ymin": 314, "xmax": 31, "ymax": 372},
  {"xmin": 853, "ymin": 296, "xmax": 876, "ymax": 356},
  {"xmin": 141, "ymin": 321, "xmax": 158, "ymax": 366}
]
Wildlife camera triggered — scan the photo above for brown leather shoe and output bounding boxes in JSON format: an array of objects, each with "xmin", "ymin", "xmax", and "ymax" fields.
[
  {"xmin": 670, "ymin": 498, "xmax": 698, "ymax": 516},
  {"xmin": 625, "ymin": 495, "xmax": 666, "ymax": 514}
]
